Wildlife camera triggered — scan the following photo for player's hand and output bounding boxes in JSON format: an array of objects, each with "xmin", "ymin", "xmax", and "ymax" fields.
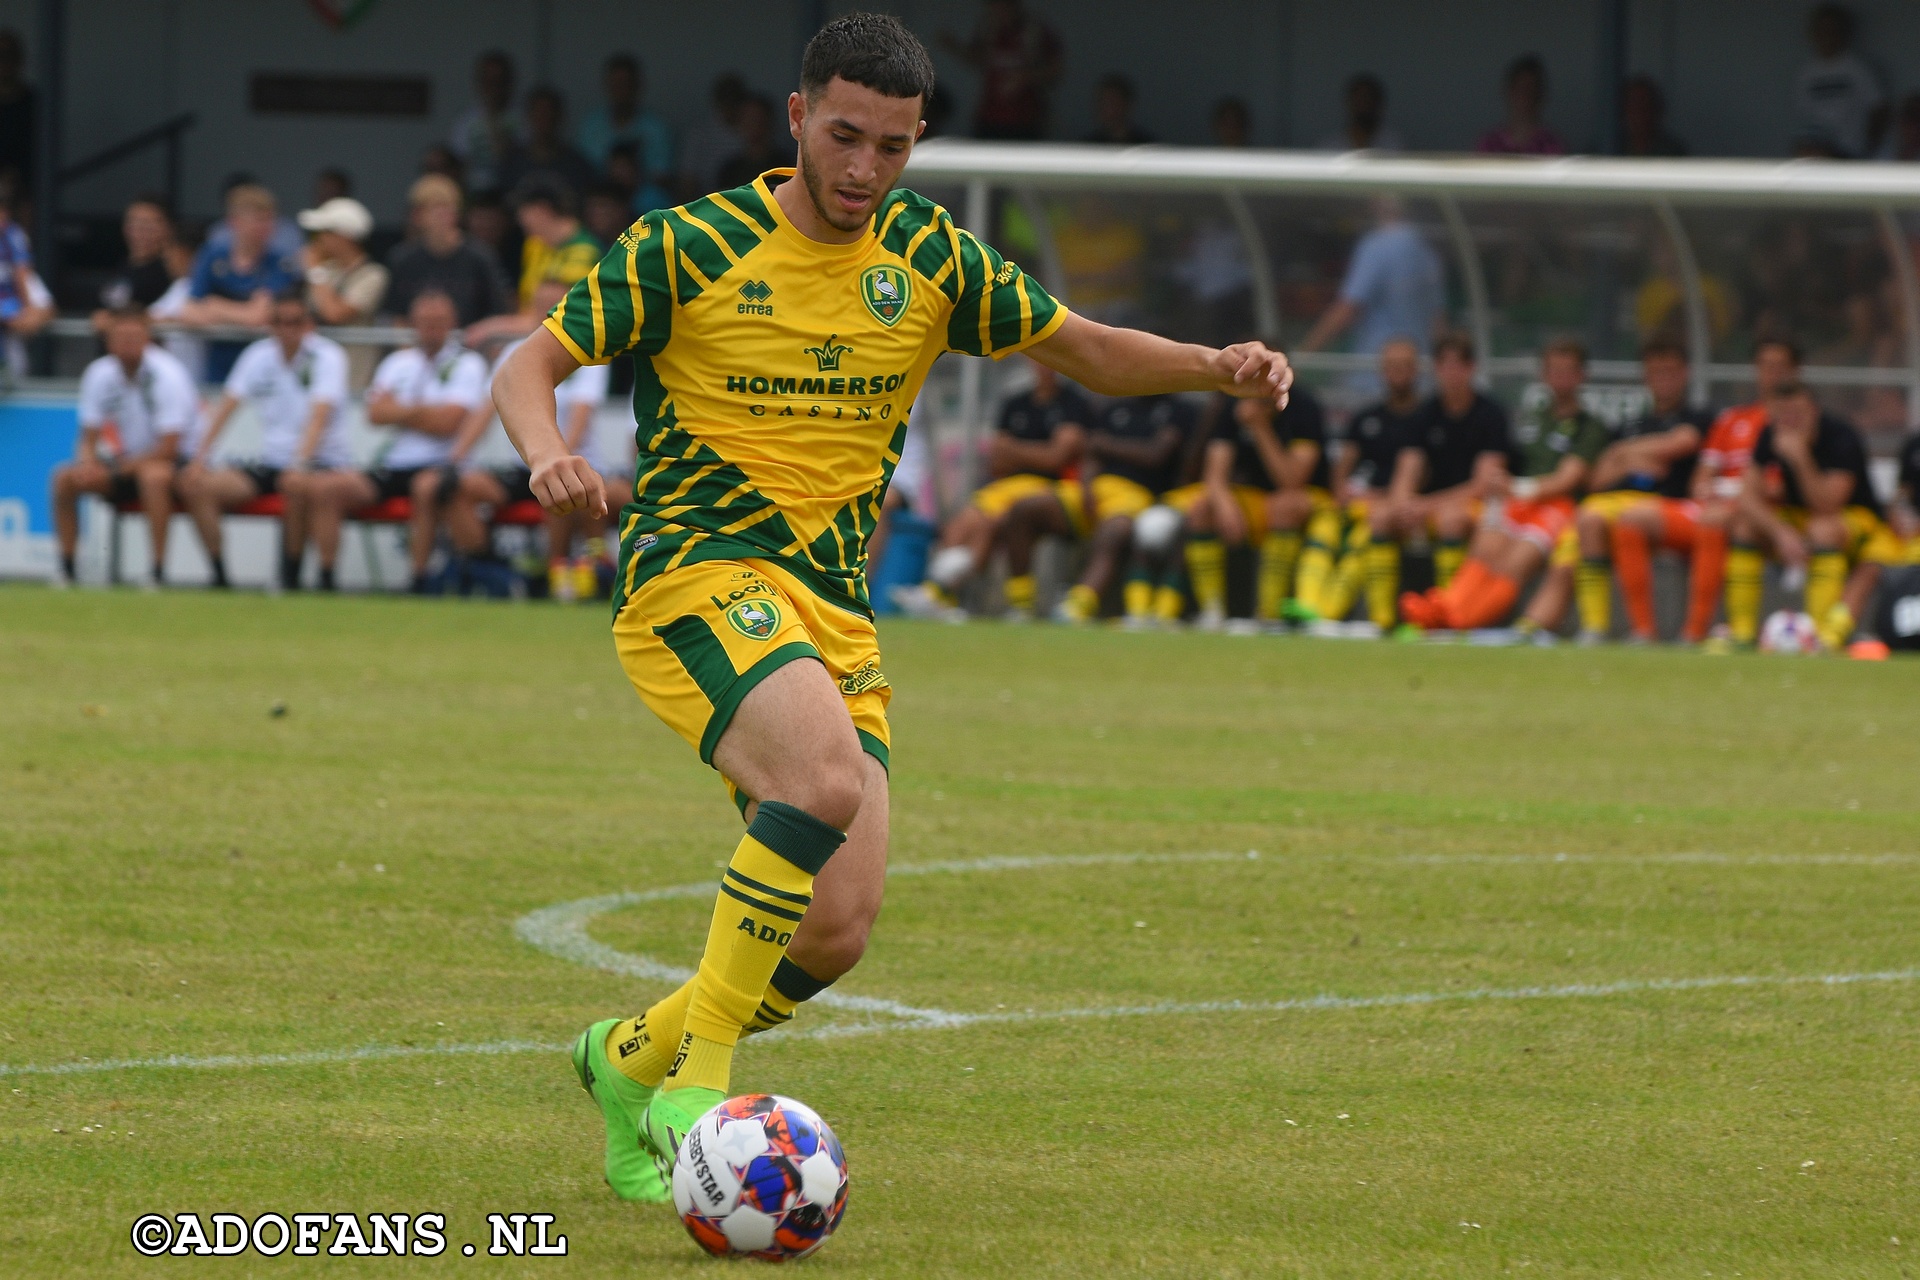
[
  {"xmin": 531, "ymin": 454, "xmax": 607, "ymax": 519},
  {"xmin": 1212, "ymin": 342, "xmax": 1293, "ymax": 410}
]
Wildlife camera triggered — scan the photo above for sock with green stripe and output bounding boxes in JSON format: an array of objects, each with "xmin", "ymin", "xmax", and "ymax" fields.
[
  {"xmin": 743, "ymin": 956, "xmax": 836, "ymax": 1036},
  {"xmin": 663, "ymin": 802, "xmax": 845, "ymax": 1095}
]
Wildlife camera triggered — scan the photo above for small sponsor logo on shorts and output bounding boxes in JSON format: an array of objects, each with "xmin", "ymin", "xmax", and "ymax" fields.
[
  {"xmin": 633, "ymin": 534, "xmax": 659, "ymax": 552},
  {"xmin": 725, "ymin": 599, "xmax": 781, "ymax": 640},
  {"xmin": 836, "ymin": 661, "xmax": 889, "ymax": 696}
]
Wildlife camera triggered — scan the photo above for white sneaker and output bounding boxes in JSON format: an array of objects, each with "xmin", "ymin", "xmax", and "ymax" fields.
[
  {"xmin": 1222, "ymin": 617, "xmax": 1261, "ymax": 636},
  {"xmin": 890, "ymin": 582, "xmax": 966, "ymax": 623},
  {"xmin": 48, "ymin": 567, "xmax": 71, "ymax": 590},
  {"xmin": 1195, "ymin": 604, "xmax": 1227, "ymax": 633}
]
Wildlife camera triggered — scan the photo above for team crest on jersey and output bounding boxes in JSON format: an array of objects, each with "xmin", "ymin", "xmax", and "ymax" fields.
[
  {"xmin": 860, "ymin": 265, "xmax": 910, "ymax": 327},
  {"xmin": 725, "ymin": 599, "xmax": 782, "ymax": 640}
]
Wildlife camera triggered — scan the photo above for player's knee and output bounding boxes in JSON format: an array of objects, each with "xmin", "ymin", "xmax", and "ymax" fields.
[
  {"xmin": 1806, "ymin": 515, "xmax": 1844, "ymax": 551},
  {"xmin": 781, "ymin": 757, "xmax": 865, "ymax": 833}
]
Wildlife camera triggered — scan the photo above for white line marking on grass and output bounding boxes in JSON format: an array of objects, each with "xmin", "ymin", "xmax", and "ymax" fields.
[
  {"xmin": 0, "ymin": 1039, "xmax": 567, "ymax": 1078},
  {"xmin": 1396, "ymin": 852, "xmax": 1920, "ymax": 867}
]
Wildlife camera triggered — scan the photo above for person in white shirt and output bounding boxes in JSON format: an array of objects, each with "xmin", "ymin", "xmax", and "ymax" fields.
[
  {"xmin": 446, "ymin": 280, "xmax": 613, "ymax": 600},
  {"xmin": 308, "ymin": 289, "xmax": 488, "ymax": 592},
  {"xmin": 50, "ymin": 307, "xmax": 200, "ymax": 587},
  {"xmin": 179, "ymin": 293, "xmax": 351, "ymax": 590},
  {"xmin": 1794, "ymin": 3, "xmax": 1887, "ymax": 159}
]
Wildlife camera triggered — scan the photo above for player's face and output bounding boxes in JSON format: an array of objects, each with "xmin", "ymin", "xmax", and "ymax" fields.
[
  {"xmin": 1379, "ymin": 340, "xmax": 1418, "ymax": 395},
  {"xmin": 1434, "ymin": 350, "xmax": 1474, "ymax": 398},
  {"xmin": 270, "ymin": 302, "xmax": 310, "ymax": 353},
  {"xmin": 1642, "ymin": 352, "xmax": 1689, "ymax": 407},
  {"xmin": 411, "ymin": 296, "xmax": 456, "ymax": 351},
  {"xmin": 1770, "ymin": 389, "xmax": 1816, "ymax": 434},
  {"xmin": 106, "ymin": 319, "xmax": 148, "ymax": 366},
  {"xmin": 1543, "ymin": 352, "xmax": 1584, "ymax": 398},
  {"xmin": 792, "ymin": 77, "xmax": 926, "ymax": 233},
  {"xmin": 1754, "ymin": 345, "xmax": 1799, "ymax": 397}
]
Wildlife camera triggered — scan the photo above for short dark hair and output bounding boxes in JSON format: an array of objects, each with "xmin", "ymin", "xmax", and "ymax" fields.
[
  {"xmin": 1506, "ymin": 54, "xmax": 1546, "ymax": 90},
  {"xmin": 1640, "ymin": 336, "xmax": 1688, "ymax": 363},
  {"xmin": 800, "ymin": 11, "xmax": 936, "ymax": 105},
  {"xmin": 1098, "ymin": 73, "xmax": 1136, "ymax": 104},
  {"xmin": 272, "ymin": 288, "xmax": 311, "ymax": 312},
  {"xmin": 107, "ymin": 304, "xmax": 151, "ymax": 326},
  {"xmin": 605, "ymin": 53, "xmax": 638, "ymax": 76},
  {"xmin": 1433, "ymin": 331, "xmax": 1476, "ymax": 364},
  {"xmin": 1544, "ymin": 337, "xmax": 1587, "ymax": 366},
  {"xmin": 511, "ymin": 176, "xmax": 576, "ymax": 217},
  {"xmin": 1756, "ymin": 335, "xmax": 1804, "ymax": 366}
]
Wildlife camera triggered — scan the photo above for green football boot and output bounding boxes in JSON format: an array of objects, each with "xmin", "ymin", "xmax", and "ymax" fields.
[
  {"xmin": 640, "ymin": 1085, "xmax": 726, "ymax": 1180},
  {"xmin": 571, "ymin": 1019, "xmax": 670, "ymax": 1203}
]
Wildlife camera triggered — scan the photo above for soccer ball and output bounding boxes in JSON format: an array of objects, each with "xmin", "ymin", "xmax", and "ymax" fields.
[
  {"xmin": 1759, "ymin": 609, "xmax": 1821, "ymax": 655},
  {"xmin": 672, "ymin": 1094, "xmax": 849, "ymax": 1260}
]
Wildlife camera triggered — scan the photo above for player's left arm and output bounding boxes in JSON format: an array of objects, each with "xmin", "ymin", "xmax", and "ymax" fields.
[
  {"xmin": 1029, "ymin": 312, "xmax": 1291, "ymax": 408},
  {"xmin": 494, "ymin": 326, "xmax": 604, "ymax": 518}
]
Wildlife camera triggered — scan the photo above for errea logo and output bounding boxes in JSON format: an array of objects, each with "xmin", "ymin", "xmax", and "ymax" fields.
[{"xmin": 737, "ymin": 279, "xmax": 773, "ymax": 317}]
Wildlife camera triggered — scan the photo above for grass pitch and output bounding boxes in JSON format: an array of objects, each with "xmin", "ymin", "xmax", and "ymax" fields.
[{"xmin": 3, "ymin": 585, "xmax": 1919, "ymax": 1277}]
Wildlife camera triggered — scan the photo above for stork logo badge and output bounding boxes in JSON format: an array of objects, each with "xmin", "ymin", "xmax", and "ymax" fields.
[
  {"xmin": 805, "ymin": 335, "xmax": 853, "ymax": 372},
  {"xmin": 725, "ymin": 599, "xmax": 782, "ymax": 640},
  {"xmin": 860, "ymin": 265, "xmax": 910, "ymax": 326}
]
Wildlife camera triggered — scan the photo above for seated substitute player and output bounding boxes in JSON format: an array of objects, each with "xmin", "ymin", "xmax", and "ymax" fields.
[
  {"xmin": 1568, "ymin": 338, "xmax": 1714, "ymax": 644},
  {"xmin": 49, "ymin": 307, "xmax": 200, "ymax": 589},
  {"xmin": 491, "ymin": 13, "xmax": 1293, "ymax": 1205},
  {"xmin": 999, "ymin": 391, "xmax": 1195, "ymax": 624},
  {"xmin": 891, "ymin": 356, "xmax": 1093, "ymax": 618},
  {"xmin": 1728, "ymin": 381, "xmax": 1901, "ymax": 651},
  {"xmin": 1401, "ymin": 338, "xmax": 1609, "ymax": 631},
  {"xmin": 1171, "ymin": 381, "xmax": 1329, "ymax": 629},
  {"xmin": 1306, "ymin": 336, "xmax": 1423, "ymax": 632},
  {"xmin": 179, "ymin": 292, "xmax": 352, "ymax": 591},
  {"xmin": 1372, "ymin": 332, "xmax": 1512, "ymax": 620},
  {"xmin": 1896, "ymin": 425, "xmax": 1920, "ymax": 558},
  {"xmin": 308, "ymin": 289, "xmax": 489, "ymax": 594}
]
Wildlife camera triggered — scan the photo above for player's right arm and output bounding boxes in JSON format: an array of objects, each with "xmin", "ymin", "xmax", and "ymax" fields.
[{"xmin": 495, "ymin": 326, "xmax": 603, "ymax": 518}]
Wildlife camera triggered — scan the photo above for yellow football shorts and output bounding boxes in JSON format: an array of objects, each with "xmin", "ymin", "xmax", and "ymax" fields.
[
  {"xmin": 1162, "ymin": 482, "xmax": 1271, "ymax": 541},
  {"xmin": 970, "ymin": 472, "xmax": 1153, "ymax": 536},
  {"xmin": 1778, "ymin": 504, "xmax": 1904, "ymax": 565},
  {"xmin": 613, "ymin": 557, "xmax": 891, "ymax": 807}
]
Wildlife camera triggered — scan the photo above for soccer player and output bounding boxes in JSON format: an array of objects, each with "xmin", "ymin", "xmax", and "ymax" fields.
[
  {"xmin": 1173, "ymin": 382, "xmax": 1329, "ymax": 629},
  {"xmin": 1728, "ymin": 381, "xmax": 1901, "ymax": 650},
  {"xmin": 999, "ymin": 391, "xmax": 1194, "ymax": 624},
  {"xmin": 1400, "ymin": 339, "xmax": 1608, "ymax": 631},
  {"xmin": 49, "ymin": 307, "xmax": 200, "ymax": 589},
  {"xmin": 1895, "ymin": 425, "xmax": 1920, "ymax": 558},
  {"xmin": 491, "ymin": 14, "xmax": 1292, "ymax": 1203},
  {"xmin": 1569, "ymin": 338, "xmax": 1713, "ymax": 643},
  {"xmin": 447, "ymin": 280, "xmax": 613, "ymax": 601},
  {"xmin": 1308, "ymin": 336, "xmax": 1422, "ymax": 631},
  {"xmin": 308, "ymin": 290, "xmax": 489, "ymax": 593},
  {"xmin": 891, "ymin": 356, "xmax": 1093, "ymax": 619},
  {"xmin": 178, "ymin": 293, "xmax": 351, "ymax": 591},
  {"xmin": 1371, "ymin": 333, "xmax": 1510, "ymax": 621},
  {"xmin": 1701, "ymin": 339, "xmax": 1809, "ymax": 646}
]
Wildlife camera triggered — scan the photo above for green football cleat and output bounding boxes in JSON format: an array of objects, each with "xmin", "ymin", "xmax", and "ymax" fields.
[
  {"xmin": 571, "ymin": 1019, "xmax": 670, "ymax": 1203},
  {"xmin": 640, "ymin": 1085, "xmax": 726, "ymax": 1181}
]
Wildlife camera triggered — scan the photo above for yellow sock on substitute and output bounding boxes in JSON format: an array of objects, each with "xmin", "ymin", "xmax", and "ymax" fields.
[
  {"xmin": 1257, "ymin": 531, "xmax": 1302, "ymax": 619},
  {"xmin": 1153, "ymin": 583, "xmax": 1185, "ymax": 622},
  {"xmin": 1185, "ymin": 537, "xmax": 1227, "ymax": 611},
  {"xmin": 1365, "ymin": 541, "xmax": 1401, "ymax": 628},
  {"xmin": 1575, "ymin": 559, "xmax": 1612, "ymax": 636},
  {"xmin": 1004, "ymin": 574, "xmax": 1037, "ymax": 614},
  {"xmin": 1295, "ymin": 543, "xmax": 1334, "ymax": 615},
  {"xmin": 605, "ymin": 980, "xmax": 693, "ymax": 1087},
  {"xmin": 1435, "ymin": 541, "xmax": 1466, "ymax": 588},
  {"xmin": 1806, "ymin": 551, "xmax": 1846, "ymax": 624},
  {"xmin": 665, "ymin": 803, "xmax": 844, "ymax": 1095},
  {"xmin": 1725, "ymin": 545, "xmax": 1765, "ymax": 644},
  {"xmin": 1123, "ymin": 578, "xmax": 1153, "ymax": 619}
]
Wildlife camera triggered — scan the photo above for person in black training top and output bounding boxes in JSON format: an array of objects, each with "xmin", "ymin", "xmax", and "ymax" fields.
[
  {"xmin": 93, "ymin": 196, "xmax": 189, "ymax": 330},
  {"xmin": 1311, "ymin": 335, "xmax": 1423, "ymax": 630},
  {"xmin": 1175, "ymin": 381, "xmax": 1328, "ymax": 629},
  {"xmin": 1893, "ymin": 426, "xmax": 1920, "ymax": 557},
  {"xmin": 1727, "ymin": 382, "xmax": 1902, "ymax": 650},
  {"xmin": 1001, "ymin": 392, "xmax": 1197, "ymax": 624},
  {"xmin": 1371, "ymin": 332, "xmax": 1511, "ymax": 623},
  {"xmin": 894, "ymin": 357, "xmax": 1094, "ymax": 619}
]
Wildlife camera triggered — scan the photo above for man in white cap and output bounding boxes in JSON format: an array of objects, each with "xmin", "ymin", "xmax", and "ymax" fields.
[{"xmin": 297, "ymin": 196, "xmax": 388, "ymax": 326}]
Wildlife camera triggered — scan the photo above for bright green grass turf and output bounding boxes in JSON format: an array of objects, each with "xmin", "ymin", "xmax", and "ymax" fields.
[{"xmin": 4, "ymin": 585, "xmax": 1919, "ymax": 1278}]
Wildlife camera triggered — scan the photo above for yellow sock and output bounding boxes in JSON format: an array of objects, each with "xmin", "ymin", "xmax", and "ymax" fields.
[
  {"xmin": 1806, "ymin": 551, "xmax": 1846, "ymax": 625},
  {"xmin": 605, "ymin": 980, "xmax": 694, "ymax": 1087},
  {"xmin": 1184, "ymin": 536, "xmax": 1226, "ymax": 612},
  {"xmin": 1153, "ymin": 583, "xmax": 1185, "ymax": 622},
  {"xmin": 1062, "ymin": 582, "xmax": 1098, "ymax": 620},
  {"xmin": 1435, "ymin": 540, "xmax": 1466, "ymax": 588},
  {"xmin": 1725, "ymin": 545, "xmax": 1765, "ymax": 644},
  {"xmin": 742, "ymin": 956, "xmax": 833, "ymax": 1037},
  {"xmin": 1004, "ymin": 574, "xmax": 1036, "ymax": 614},
  {"xmin": 1365, "ymin": 541, "xmax": 1401, "ymax": 628},
  {"xmin": 1575, "ymin": 558, "xmax": 1611, "ymax": 636},
  {"xmin": 665, "ymin": 802, "xmax": 844, "ymax": 1095},
  {"xmin": 1257, "ymin": 531, "xmax": 1302, "ymax": 619},
  {"xmin": 1123, "ymin": 577, "xmax": 1152, "ymax": 619}
]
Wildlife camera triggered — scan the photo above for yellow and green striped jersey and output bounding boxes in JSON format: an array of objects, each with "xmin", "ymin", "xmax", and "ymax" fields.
[{"xmin": 542, "ymin": 169, "xmax": 1068, "ymax": 618}]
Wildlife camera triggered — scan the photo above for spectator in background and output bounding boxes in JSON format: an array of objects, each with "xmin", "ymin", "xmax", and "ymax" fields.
[
  {"xmin": 576, "ymin": 54, "xmax": 674, "ymax": 212},
  {"xmin": 464, "ymin": 179, "xmax": 598, "ymax": 345},
  {"xmin": 1476, "ymin": 55, "xmax": 1566, "ymax": 155},
  {"xmin": 1300, "ymin": 196, "xmax": 1444, "ymax": 381},
  {"xmin": 0, "ymin": 186, "xmax": 35, "ymax": 330},
  {"xmin": 679, "ymin": 73, "xmax": 748, "ymax": 198},
  {"xmin": 1794, "ymin": 3, "xmax": 1885, "ymax": 159},
  {"xmin": 1084, "ymin": 74, "xmax": 1153, "ymax": 145},
  {"xmin": 0, "ymin": 29, "xmax": 34, "ymax": 204},
  {"xmin": 1211, "ymin": 96, "xmax": 1250, "ymax": 148},
  {"xmin": 464, "ymin": 190, "xmax": 516, "ymax": 277},
  {"xmin": 94, "ymin": 196, "xmax": 190, "ymax": 328},
  {"xmin": 715, "ymin": 93, "xmax": 794, "ymax": 189},
  {"xmin": 1319, "ymin": 73, "xmax": 1402, "ymax": 151},
  {"xmin": 177, "ymin": 183, "xmax": 301, "ymax": 382},
  {"xmin": 448, "ymin": 50, "xmax": 519, "ymax": 193},
  {"xmin": 581, "ymin": 181, "xmax": 633, "ymax": 248},
  {"xmin": 418, "ymin": 143, "xmax": 465, "ymax": 188},
  {"xmin": 385, "ymin": 175, "xmax": 512, "ymax": 327},
  {"xmin": 1886, "ymin": 93, "xmax": 1920, "ymax": 161},
  {"xmin": 1619, "ymin": 74, "xmax": 1687, "ymax": 156},
  {"xmin": 941, "ymin": 0, "xmax": 1063, "ymax": 140},
  {"xmin": 311, "ymin": 167, "xmax": 353, "ymax": 206},
  {"xmin": 498, "ymin": 86, "xmax": 597, "ymax": 199},
  {"xmin": 204, "ymin": 172, "xmax": 305, "ymax": 262},
  {"xmin": 297, "ymin": 196, "xmax": 387, "ymax": 325}
]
